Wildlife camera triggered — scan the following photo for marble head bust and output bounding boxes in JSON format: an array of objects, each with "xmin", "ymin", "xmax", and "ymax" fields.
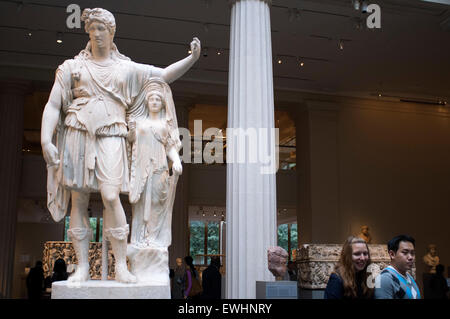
[{"xmin": 267, "ymin": 246, "xmax": 289, "ymax": 278}]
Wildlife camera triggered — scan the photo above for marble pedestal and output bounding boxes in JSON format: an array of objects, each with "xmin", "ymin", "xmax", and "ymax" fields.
[
  {"xmin": 256, "ymin": 281, "xmax": 298, "ymax": 299},
  {"xmin": 51, "ymin": 280, "xmax": 170, "ymax": 299}
]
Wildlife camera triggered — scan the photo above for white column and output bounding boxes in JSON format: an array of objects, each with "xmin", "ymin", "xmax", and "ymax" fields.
[{"xmin": 226, "ymin": 0, "xmax": 277, "ymax": 299}]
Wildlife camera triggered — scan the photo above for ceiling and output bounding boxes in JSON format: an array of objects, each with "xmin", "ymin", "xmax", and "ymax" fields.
[{"xmin": 1, "ymin": 0, "xmax": 449, "ymax": 101}]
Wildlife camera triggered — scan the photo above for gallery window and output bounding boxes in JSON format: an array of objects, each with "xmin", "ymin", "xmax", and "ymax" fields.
[
  {"xmin": 189, "ymin": 221, "xmax": 221, "ymax": 266},
  {"xmin": 277, "ymin": 223, "xmax": 298, "ymax": 261},
  {"xmin": 64, "ymin": 216, "xmax": 103, "ymax": 242}
]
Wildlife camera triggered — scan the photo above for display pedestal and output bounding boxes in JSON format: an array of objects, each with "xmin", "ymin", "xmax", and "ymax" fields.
[
  {"xmin": 51, "ymin": 280, "xmax": 170, "ymax": 299},
  {"xmin": 256, "ymin": 281, "xmax": 298, "ymax": 299}
]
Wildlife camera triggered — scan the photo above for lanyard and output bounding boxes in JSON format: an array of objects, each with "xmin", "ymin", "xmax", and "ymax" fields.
[{"xmin": 386, "ymin": 267, "xmax": 420, "ymax": 299}]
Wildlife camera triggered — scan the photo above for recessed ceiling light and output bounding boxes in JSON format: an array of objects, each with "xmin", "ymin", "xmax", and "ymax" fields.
[{"xmin": 56, "ymin": 32, "xmax": 63, "ymax": 44}]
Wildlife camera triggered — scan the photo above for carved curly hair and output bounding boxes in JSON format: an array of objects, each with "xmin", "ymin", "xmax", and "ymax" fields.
[{"xmin": 81, "ymin": 8, "xmax": 116, "ymax": 36}]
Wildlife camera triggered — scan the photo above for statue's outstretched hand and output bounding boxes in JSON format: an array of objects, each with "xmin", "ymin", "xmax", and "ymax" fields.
[
  {"xmin": 42, "ymin": 143, "xmax": 60, "ymax": 167},
  {"xmin": 190, "ymin": 37, "xmax": 201, "ymax": 61},
  {"xmin": 172, "ymin": 159, "xmax": 183, "ymax": 176}
]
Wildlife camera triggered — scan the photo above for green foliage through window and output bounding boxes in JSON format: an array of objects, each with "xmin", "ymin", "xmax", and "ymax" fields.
[
  {"xmin": 64, "ymin": 216, "xmax": 102, "ymax": 242},
  {"xmin": 277, "ymin": 224, "xmax": 289, "ymax": 253},
  {"xmin": 291, "ymin": 223, "xmax": 298, "ymax": 250},
  {"xmin": 189, "ymin": 221, "xmax": 223, "ymax": 265},
  {"xmin": 277, "ymin": 223, "xmax": 298, "ymax": 261},
  {"xmin": 207, "ymin": 222, "xmax": 219, "ymax": 265},
  {"xmin": 189, "ymin": 221, "xmax": 205, "ymax": 264}
]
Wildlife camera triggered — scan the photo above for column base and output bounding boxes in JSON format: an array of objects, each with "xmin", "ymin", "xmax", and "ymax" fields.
[{"xmin": 51, "ymin": 280, "xmax": 170, "ymax": 299}]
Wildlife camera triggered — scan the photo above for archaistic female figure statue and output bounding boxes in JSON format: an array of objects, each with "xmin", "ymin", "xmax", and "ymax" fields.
[
  {"xmin": 125, "ymin": 79, "xmax": 182, "ymax": 284},
  {"xmin": 41, "ymin": 8, "xmax": 200, "ymax": 283}
]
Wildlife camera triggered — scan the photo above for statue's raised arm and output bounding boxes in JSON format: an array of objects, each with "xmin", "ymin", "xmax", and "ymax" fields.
[{"xmin": 154, "ymin": 37, "xmax": 201, "ymax": 84}]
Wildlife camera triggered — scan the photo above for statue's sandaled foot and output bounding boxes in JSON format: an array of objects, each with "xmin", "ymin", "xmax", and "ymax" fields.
[
  {"xmin": 115, "ymin": 265, "xmax": 137, "ymax": 283},
  {"xmin": 68, "ymin": 263, "xmax": 90, "ymax": 282}
]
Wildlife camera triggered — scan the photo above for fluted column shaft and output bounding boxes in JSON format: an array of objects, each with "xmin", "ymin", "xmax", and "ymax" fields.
[
  {"xmin": 0, "ymin": 80, "xmax": 28, "ymax": 298},
  {"xmin": 226, "ymin": 0, "xmax": 277, "ymax": 299}
]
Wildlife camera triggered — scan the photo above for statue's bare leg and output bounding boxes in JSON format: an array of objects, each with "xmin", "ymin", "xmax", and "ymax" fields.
[
  {"xmin": 67, "ymin": 190, "xmax": 91, "ymax": 282},
  {"xmin": 101, "ymin": 184, "xmax": 137, "ymax": 283}
]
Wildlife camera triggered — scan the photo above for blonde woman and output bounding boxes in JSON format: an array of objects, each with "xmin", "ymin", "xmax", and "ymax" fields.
[{"xmin": 324, "ymin": 236, "xmax": 374, "ymax": 299}]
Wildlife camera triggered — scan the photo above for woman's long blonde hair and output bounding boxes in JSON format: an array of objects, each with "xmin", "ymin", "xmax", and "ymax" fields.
[{"xmin": 334, "ymin": 236, "xmax": 374, "ymax": 298}]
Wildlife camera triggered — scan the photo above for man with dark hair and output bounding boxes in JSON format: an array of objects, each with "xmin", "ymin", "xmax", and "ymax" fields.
[
  {"xmin": 374, "ymin": 235, "xmax": 421, "ymax": 299},
  {"xmin": 201, "ymin": 257, "xmax": 222, "ymax": 299}
]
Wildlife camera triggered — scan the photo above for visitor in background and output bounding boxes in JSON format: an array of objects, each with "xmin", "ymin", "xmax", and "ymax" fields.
[
  {"xmin": 324, "ymin": 236, "xmax": 374, "ymax": 299},
  {"xmin": 201, "ymin": 256, "xmax": 222, "ymax": 299},
  {"xmin": 171, "ymin": 257, "xmax": 185, "ymax": 299},
  {"xmin": 430, "ymin": 264, "xmax": 449, "ymax": 299},
  {"xmin": 26, "ymin": 261, "xmax": 44, "ymax": 300},
  {"xmin": 374, "ymin": 234, "xmax": 421, "ymax": 299},
  {"xmin": 183, "ymin": 256, "xmax": 202, "ymax": 299},
  {"xmin": 51, "ymin": 258, "xmax": 69, "ymax": 283}
]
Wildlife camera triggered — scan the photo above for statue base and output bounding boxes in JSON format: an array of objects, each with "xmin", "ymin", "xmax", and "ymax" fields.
[
  {"xmin": 51, "ymin": 280, "xmax": 170, "ymax": 299},
  {"xmin": 127, "ymin": 244, "xmax": 170, "ymax": 285}
]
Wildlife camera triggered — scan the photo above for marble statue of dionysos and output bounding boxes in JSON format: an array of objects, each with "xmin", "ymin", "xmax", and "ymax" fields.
[{"xmin": 41, "ymin": 7, "xmax": 200, "ymax": 283}]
